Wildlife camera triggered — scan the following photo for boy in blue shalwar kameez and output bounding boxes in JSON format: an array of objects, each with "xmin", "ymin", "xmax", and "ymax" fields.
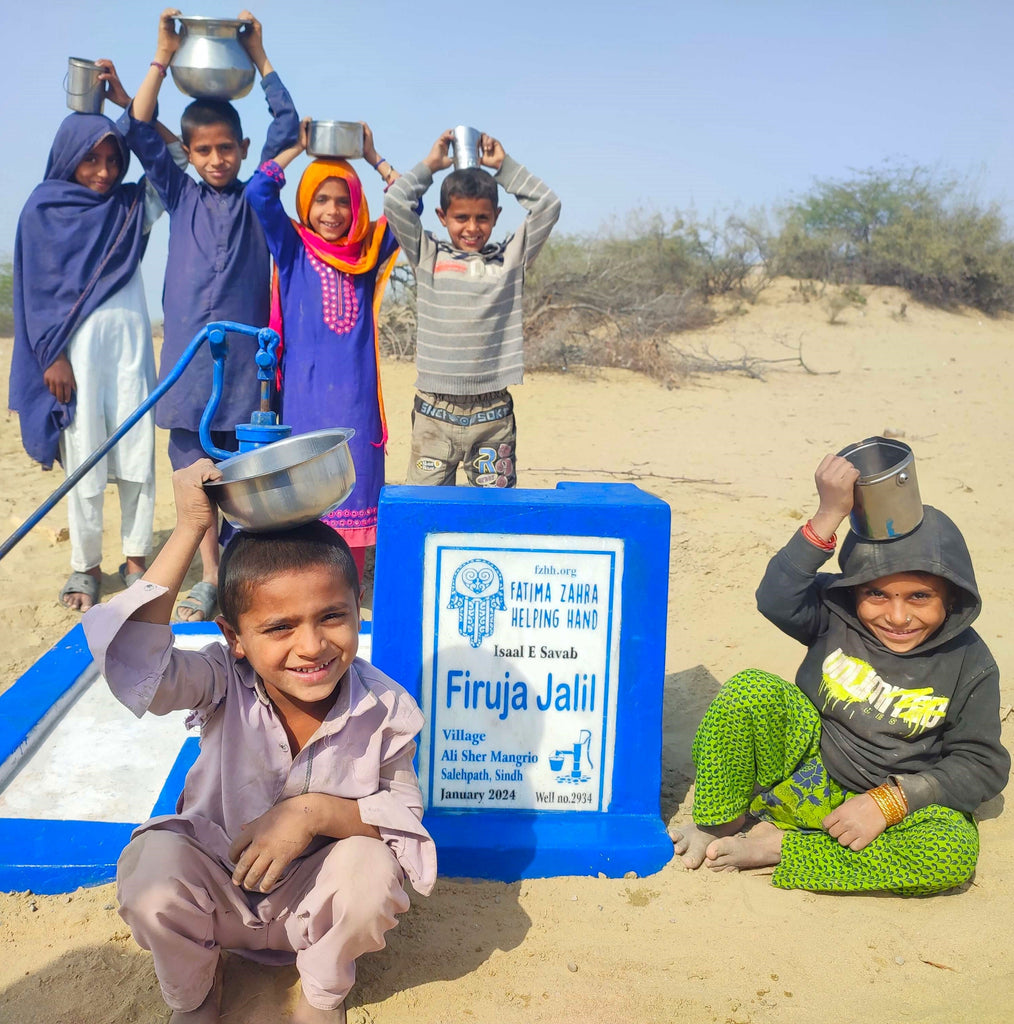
[{"xmin": 119, "ymin": 8, "xmax": 299, "ymax": 621}]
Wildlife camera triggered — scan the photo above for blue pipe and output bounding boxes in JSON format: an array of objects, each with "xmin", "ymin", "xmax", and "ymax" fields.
[
  {"xmin": 0, "ymin": 320, "xmax": 276, "ymax": 562},
  {"xmin": 198, "ymin": 325, "xmax": 231, "ymax": 460}
]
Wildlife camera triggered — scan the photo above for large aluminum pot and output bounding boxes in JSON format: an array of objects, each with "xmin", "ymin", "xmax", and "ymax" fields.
[
  {"xmin": 306, "ymin": 120, "xmax": 364, "ymax": 159},
  {"xmin": 171, "ymin": 16, "xmax": 255, "ymax": 100},
  {"xmin": 838, "ymin": 436, "xmax": 923, "ymax": 541},
  {"xmin": 66, "ymin": 58, "xmax": 104, "ymax": 114},
  {"xmin": 204, "ymin": 428, "xmax": 356, "ymax": 532}
]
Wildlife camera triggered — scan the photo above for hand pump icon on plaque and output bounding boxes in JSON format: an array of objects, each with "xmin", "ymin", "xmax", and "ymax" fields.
[{"xmin": 549, "ymin": 729, "xmax": 594, "ymax": 784}]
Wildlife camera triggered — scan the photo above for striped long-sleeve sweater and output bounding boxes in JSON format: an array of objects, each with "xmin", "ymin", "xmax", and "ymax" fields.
[{"xmin": 384, "ymin": 155, "xmax": 561, "ymax": 396}]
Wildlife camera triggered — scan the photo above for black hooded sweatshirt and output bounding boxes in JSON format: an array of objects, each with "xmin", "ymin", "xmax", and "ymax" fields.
[{"xmin": 756, "ymin": 506, "xmax": 1009, "ymax": 813}]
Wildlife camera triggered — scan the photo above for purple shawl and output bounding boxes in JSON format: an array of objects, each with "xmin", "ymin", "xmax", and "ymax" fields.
[{"xmin": 8, "ymin": 113, "xmax": 149, "ymax": 467}]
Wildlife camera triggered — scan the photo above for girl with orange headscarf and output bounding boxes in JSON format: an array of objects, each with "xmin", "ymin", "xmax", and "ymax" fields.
[{"xmin": 247, "ymin": 118, "xmax": 402, "ymax": 574}]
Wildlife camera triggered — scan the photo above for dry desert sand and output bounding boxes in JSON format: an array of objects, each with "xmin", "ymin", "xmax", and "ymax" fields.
[{"xmin": 0, "ymin": 278, "xmax": 1012, "ymax": 1023}]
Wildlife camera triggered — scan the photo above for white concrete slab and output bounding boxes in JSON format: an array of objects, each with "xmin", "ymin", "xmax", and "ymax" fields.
[
  {"xmin": 0, "ymin": 632, "xmax": 222, "ymax": 823},
  {"xmin": 0, "ymin": 630, "xmax": 373, "ymax": 823}
]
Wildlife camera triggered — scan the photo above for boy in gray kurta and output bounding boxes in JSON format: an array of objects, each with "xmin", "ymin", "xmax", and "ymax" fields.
[
  {"xmin": 83, "ymin": 462, "xmax": 434, "ymax": 1022},
  {"xmin": 384, "ymin": 129, "xmax": 560, "ymax": 487}
]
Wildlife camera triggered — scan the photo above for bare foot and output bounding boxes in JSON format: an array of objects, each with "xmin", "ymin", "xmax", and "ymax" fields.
[
  {"xmin": 704, "ymin": 819, "xmax": 784, "ymax": 872},
  {"xmin": 669, "ymin": 815, "xmax": 747, "ymax": 869},
  {"xmin": 169, "ymin": 957, "xmax": 223, "ymax": 1022},
  {"xmin": 291, "ymin": 991, "xmax": 346, "ymax": 1023}
]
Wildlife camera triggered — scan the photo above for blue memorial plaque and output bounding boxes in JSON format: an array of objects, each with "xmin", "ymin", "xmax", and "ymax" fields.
[{"xmin": 372, "ymin": 483, "xmax": 673, "ymax": 881}]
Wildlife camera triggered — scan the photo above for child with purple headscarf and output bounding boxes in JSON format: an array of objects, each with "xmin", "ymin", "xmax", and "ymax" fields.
[{"xmin": 9, "ymin": 69, "xmax": 181, "ymax": 611}]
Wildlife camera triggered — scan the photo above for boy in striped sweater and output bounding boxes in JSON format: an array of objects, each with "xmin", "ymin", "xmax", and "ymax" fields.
[{"xmin": 384, "ymin": 130, "xmax": 560, "ymax": 487}]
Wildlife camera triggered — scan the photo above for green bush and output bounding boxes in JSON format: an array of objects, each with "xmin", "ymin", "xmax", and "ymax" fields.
[
  {"xmin": 379, "ymin": 208, "xmax": 773, "ymax": 383},
  {"xmin": 775, "ymin": 166, "xmax": 1014, "ymax": 313},
  {"xmin": 521, "ymin": 213, "xmax": 713, "ymax": 379},
  {"xmin": 0, "ymin": 260, "xmax": 12, "ymax": 336}
]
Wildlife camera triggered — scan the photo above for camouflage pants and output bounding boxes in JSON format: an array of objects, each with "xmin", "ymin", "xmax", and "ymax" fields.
[{"xmin": 406, "ymin": 390, "xmax": 516, "ymax": 487}]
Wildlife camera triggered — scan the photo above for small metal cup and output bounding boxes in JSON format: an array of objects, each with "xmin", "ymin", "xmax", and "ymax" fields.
[
  {"xmin": 451, "ymin": 125, "xmax": 482, "ymax": 170},
  {"xmin": 838, "ymin": 436, "xmax": 924, "ymax": 540},
  {"xmin": 65, "ymin": 57, "xmax": 104, "ymax": 114}
]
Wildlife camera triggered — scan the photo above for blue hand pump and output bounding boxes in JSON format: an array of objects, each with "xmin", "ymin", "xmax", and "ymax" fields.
[{"xmin": 0, "ymin": 321, "xmax": 290, "ymax": 562}]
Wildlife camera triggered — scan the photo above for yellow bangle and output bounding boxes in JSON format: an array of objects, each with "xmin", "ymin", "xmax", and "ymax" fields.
[
  {"xmin": 888, "ymin": 775, "xmax": 910, "ymax": 813},
  {"xmin": 867, "ymin": 784, "xmax": 907, "ymax": 826}
]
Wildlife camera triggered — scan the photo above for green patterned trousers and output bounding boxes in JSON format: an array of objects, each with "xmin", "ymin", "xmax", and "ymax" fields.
[{"xmin": 690, "ymin": 669, "xmax": 979, "ymax": 894}]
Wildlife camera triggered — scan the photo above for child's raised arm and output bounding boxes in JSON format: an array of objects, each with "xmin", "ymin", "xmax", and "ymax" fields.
[
  {"xmin": 756, "ymin": 453, "xmax": 858, "ymax": 645},
  {"xmin": 132, "ymin": 8, "xmax": 181, "ymax": 124},
  {"xmin": 361, "ymin": 122, "xmax": 402, "ymax": 189},
  {"xmin": 488, "ymin": 137, "xmax": 562, "ymax": 267},
  {"xmin": 95, "ymin": 58, "xmax": 131, "ymax": 110},
  {"xmin": 237, "ymin": 10, "xmax": 301, "ymax": 164},
  {"xmin": 423, "ymin": 129, "xmax": 455, "ymax": 174},
  {"xmin": 237, "ymin": 9, "xmax": 273, "ymax": 77},
  {"xmin": 810, "ymin": 453, "xmax": 860, "ymax": 543},
  {"xmin": 479, "ymin": 133, "xmax": 506, "ymax": 172},
  {"xmin": 129, "ymin": 460, "xmax": 222, "ymax": 625},
  {"xmin": 97, "ymin": 57, "xmax": 179, "ymax": 146},
  {"xmin": 269, "ymin": 115, "xmax": 308, "ymax": 170},
  {"xmin": 382, "ymin": 130, "xmax": 453, "ymax": 268}
]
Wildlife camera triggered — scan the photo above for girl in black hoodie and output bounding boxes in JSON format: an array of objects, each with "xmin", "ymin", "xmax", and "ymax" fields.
[{"xmin": 672, "ymin": 454, "xmax": 1009, "ymax": 893}]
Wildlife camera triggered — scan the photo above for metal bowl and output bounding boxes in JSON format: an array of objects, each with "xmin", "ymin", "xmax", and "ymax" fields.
[
  {"xmin": 306, "ymin": 120, "xmax": 364, "ymax": 159},
  {"xmin": 204, "ymin": 428, "xmax": 356, "ymax": 532}
]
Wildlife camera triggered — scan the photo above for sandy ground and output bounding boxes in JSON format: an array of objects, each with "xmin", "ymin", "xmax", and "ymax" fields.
[{"xmin": 1, "ymin": 278, "xmax": 1013, "ymax": 1023}]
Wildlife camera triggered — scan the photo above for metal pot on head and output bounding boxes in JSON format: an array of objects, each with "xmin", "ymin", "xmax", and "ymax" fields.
[
  {"xmin": 838, "ymin": 436, "xmax": 923, "ymax": 541},
  {"xmin": 306, "ymin": 121, "xmax": 364, "ymax": 160},
  {"xmin": 170, "ymin": 16, "xmax": 256, "ymax": 100},
  {"xmin": 66, "ymin": 58, "xmax": 104, "ymax": 114},
  {"xmin": 204, "ymin": 428, "xmax": 356, "ymax": 532}
]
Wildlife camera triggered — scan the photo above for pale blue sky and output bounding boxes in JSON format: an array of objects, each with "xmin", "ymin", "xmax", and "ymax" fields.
[{"xmin": 3, "ymin": 0, "xmax": 1012, "ymax": 314}]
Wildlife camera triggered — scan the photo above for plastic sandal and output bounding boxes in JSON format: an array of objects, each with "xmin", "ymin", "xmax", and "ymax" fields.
[
  {"xmin": 174, "ymin": 580, "xmax": 218, "ymax": 622},
  {"xmin": 59, "ymin": 570, "xmax": 100, "ymax": 611},
  {"xmin": 119, "ymin": 562, "xmax": 145, "ymax": 588}
]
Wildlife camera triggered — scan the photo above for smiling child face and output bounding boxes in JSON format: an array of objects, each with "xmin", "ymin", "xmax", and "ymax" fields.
[
  {"xmin": 854, "ymin": 571, "xmax": 951, "ymax": 653},
  {"xmin": 308, "ymin": 177, "xmax": 353, "ymax": 242},
  {"xmin": 436, "ymin": 195, "xmax": 501, "ymax": 252},
  {"xmin": 183, "ymin": 123, "xmax": 249, "ymax": 190},
  {"xmin": 73, "ymin": 136, "xmax": 122, "ymax": 194},
  {"xmin": 217, "ymin": 565, "xmax": 361, "ymax": 717}
]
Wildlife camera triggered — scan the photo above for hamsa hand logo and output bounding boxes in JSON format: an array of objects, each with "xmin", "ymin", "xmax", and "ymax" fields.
[{"xmin": 448, "ymin": 559, "xmax": 505, "ymax": 648}]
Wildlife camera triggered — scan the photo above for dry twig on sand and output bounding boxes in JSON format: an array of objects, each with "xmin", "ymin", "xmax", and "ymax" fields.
[
  {"xmin": 681, "ymin": 334, "xmax": 834, "ymax": 381},
  {"xmin": 525, "ymin": 467, "xmax": 730, "ymax": 486}
]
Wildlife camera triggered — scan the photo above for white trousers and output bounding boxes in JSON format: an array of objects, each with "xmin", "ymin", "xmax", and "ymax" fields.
[
  {"xmin": 59, "ymin": 476, "xmax": 155, "ymax": 572},
  {"xmin": 58, "ymin": 267, "xmax": 156, "ymax": 572}
]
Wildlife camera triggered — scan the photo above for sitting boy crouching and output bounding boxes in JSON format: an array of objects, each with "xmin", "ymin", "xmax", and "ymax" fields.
[{"xmin": 83, "ymin": 460, "xmax": 435, "ymax": 1024}]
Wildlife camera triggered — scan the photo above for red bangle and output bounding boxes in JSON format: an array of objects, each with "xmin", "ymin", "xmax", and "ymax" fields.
[
  {"xmin": 801, "ymin": 519, "xmax": 836, "ymax": 550},
  {"xmin": 150, "ymin": 61, "xmax": 168, "ymax": 78}
]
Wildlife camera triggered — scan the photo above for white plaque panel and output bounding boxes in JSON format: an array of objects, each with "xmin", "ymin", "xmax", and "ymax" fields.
[{"xmin": 420, "ymin": 533, "xmax": 623, "ymax": 812}]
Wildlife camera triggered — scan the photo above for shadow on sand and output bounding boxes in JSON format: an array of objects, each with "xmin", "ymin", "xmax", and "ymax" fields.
[
  {"xmin": 659, "ymin": 664, "xmax": 724, "ymax": 823},
  {"xmin": 0, "ymin": 879, "xmax": 532, "ymax": 1022}
]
